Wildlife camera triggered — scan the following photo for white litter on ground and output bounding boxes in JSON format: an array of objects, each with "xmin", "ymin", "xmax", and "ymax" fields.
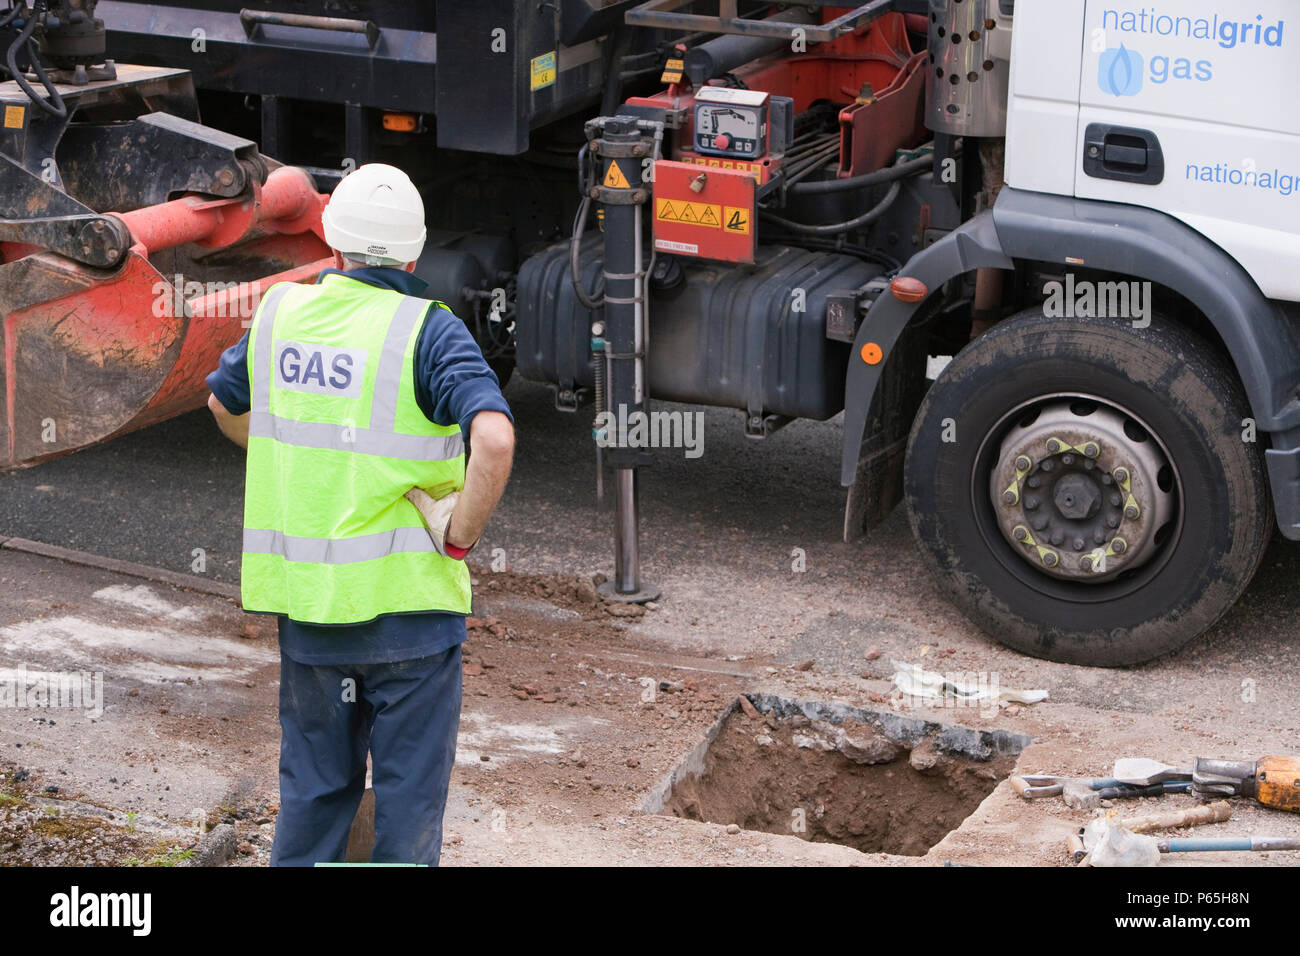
[{"xmin": 890, "ymin": 660, "xmax": 1048, "ymax": 705}]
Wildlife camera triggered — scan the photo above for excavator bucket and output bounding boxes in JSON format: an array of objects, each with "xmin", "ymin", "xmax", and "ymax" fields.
[{"xmin": 0, "ymin": 65, "xmax": 333, "ymax": 470}]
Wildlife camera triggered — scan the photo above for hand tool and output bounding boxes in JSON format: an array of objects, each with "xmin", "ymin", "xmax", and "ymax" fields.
[
  {"xmin": 1160, "ymin": 835, "xmax": 1300, "ymax": 853},
  {"xmin": 1112, "ymin": 800, "xmax": 1232, "ymax": 835},
  {"xmin": 1011, "ymin": 775, "xmax": 1125, "ymax": 799},
  {"xmin": 1071, "ymin": 801, "xmax": 1232, "ymax": 862},
  {"xmin": 1063, "ymin": 778, "xmax": 1190, "ymax": 810},
  {"xmin": 1012, "ymin": 774, "xmax": 1190, "ymax": 801},
  {"xmin": 1088, "ymin": 827, "xmax": 1300, "ymax": 867},
  {"xmin": 1112, "ymin": 758, "xmax": 1193, "ymax": 786},
  {"xmin": 1191, "ymin": 755, "xmax": 1300, "ymax": 812}
]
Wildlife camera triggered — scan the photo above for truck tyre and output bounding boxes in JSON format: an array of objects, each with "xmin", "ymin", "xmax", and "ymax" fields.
[{"xmin": 904, "ymin": 309, "xmax": 1272, "ymax": 667}]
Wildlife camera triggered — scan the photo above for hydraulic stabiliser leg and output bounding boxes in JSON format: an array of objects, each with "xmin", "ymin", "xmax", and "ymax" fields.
[{"xmin": 588, "ymin": 115, "xmax": 659, "ymax": 603}]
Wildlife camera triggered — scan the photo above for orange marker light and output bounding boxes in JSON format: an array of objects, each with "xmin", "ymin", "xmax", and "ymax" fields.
[
  {"xmin": 382, "ymin": 112, "xmax": 419, "ymax": 132},
  {"xmin": 861, "ymin": 342, "xmax": 884, "ymax": 365},
  {"xmin": 890, "ymin": 277, "xmax": 928, "ymax": 302}
]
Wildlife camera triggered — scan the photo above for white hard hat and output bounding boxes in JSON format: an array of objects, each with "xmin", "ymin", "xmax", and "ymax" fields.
[{"xmin": 321, "ymin": 163, "xmax": 426, "ymax": 265}]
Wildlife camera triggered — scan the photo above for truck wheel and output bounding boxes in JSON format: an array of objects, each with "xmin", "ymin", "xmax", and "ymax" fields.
[{"xmin": 904, "ymin": 310, "xmax": 1271, "ymax": 667}]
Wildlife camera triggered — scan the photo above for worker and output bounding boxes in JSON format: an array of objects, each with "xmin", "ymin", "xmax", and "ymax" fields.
[{"xmin": 205, "ymin": 163, "xmax": 515, "ymax": 866}]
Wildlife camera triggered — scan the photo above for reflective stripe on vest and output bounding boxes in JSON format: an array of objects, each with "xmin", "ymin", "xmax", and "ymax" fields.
[{"xmin": 243, "ymin": 526, "xmax": 442, "ymax": 564}]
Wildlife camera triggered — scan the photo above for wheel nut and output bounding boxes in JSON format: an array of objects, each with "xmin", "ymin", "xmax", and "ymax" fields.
[
  {"xmin": 1042, "ymin": 551, "xmax": 1059, "ymax": 568},
  {"xmin": 1041, "ymin": 461, "xmax": 1055, "ymax": 473},
  {"xmin": 1046, "ymin": 439, "xmax": 1062, "ymax": 453},
  {"xmin": 1113, "ymin": 467, "xmax": 1129, "ymax": 484},
  {"xmin": 1027, "ymin": 476, "xmax": 1042, "ymax": 489},
  {"xmin": 1083, "ymin": 442, "xmax": 1100, "ymax": 458},
  {"xmin": 1002, "ymin": 490, "xmax": 1017, "ymax": 505},
  {"xmin": 1079, "ymin": 556, "xmax": 1093, "ymax": 572},
  {"xmin": 1109, "ymin": 493, "xmax": 1122, "ymax": 507},
  {"xmin": 1013, "ymin": 526, "xmax": 1028, "ymax": 542},
  {"xmin": 1024, "ymin": 495, "xmax": 1040, "ymax": 510},
  {"xmin": 1124, "ymin": 504, "xmax": 1140, "ymax": 520},
  {"xmin": 1112, "ymin": 538, "xmax": 1128, "ymax": 554},
  {"xmin": 1015, "ymin": 455, "xmax": 1031, "ymax": 472},
  {"xmin": 1062, "ymin": 453, "xmax": 1075, "ymax": 466}
]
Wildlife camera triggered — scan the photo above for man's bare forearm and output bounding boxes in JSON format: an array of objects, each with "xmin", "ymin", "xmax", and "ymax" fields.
[
  {"xmin": 208, "ymin": 393, "xmax": 249, "ymax": 449},
  {"xmin": 447, "ymin": 411, "xmax": 514, "ymax": 549}
]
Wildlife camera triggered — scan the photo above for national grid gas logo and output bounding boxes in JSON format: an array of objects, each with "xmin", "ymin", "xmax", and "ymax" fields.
[
  {"xmin": 1098, "ymin": 44, "xmax": 1145, "ymax": 96},
  {"xmin": 1095, "ymin": 7, "xmax": 1286, "ymax": 97}
]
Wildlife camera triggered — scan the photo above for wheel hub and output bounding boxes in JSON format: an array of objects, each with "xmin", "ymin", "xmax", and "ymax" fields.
[
  {"xmin": 989, "ymin": 401, "xmax": 1175, "ymax": 582},
  {"xmin": 1051, "ymin": 473, "xmax": 1101, "ymax": 521}
]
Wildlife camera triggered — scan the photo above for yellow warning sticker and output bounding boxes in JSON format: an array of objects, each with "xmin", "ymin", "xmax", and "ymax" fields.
[
  {"xmin": 3, "ymin": 105, "xmax": 23, "ymax": 129},
  {"xmin": 660, "ymin": 57, "xmax": 684, "ymax": 84},
  {"xmin": 656, "ymin": 199, "xmax": 721, "ymax": 228},
  {"xmin": 678, "ymin": 155, "xmax": 763, "ymax": 182},
  {"xmin": 723, "ymin": 206, "xmax": 751, "ymax": 234},
  {"xmin": 530, "ymin": 51, "xmax": 557, "ymax": 91},
  {"xmin": 604, "ymin": 161, "xmax": 631, "ymax": 189}
]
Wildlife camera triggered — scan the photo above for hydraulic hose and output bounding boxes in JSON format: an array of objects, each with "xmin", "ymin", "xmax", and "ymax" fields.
[
  {"xmin": 570, "ymin": 195, "xmax": 605, "ymax": 310},
  {"xmin": 786, "ymin": 150, "xmax": 935, "ymax": 196},
  {"xmin": 5, "ymin": 1, "xmax": 67, "ymax": 118},
  {"xmin": 760, "ymin": 179, "xmax": 902, "ymax": 236}
]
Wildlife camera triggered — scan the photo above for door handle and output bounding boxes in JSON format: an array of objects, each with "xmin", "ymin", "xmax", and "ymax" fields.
[
  {"xmin": 1083, "ymin": 124, "xmax": 1164, "ymax": 185},
  {"xmin": 239, "ymin": 9, "xmax": 381, "ymax": 49}
]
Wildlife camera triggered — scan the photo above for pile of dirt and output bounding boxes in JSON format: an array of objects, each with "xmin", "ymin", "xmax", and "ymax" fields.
[{"xmin": 469, "ymin": 566, "xmax": 648, "ymax": 623}]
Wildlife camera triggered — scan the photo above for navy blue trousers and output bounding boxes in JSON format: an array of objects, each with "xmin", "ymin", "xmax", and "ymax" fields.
[{"xmin": 270, "ymin": 645, "xmax": 462, "ymax": 866}]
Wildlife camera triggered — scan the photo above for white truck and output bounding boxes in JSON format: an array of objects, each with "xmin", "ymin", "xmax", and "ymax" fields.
[
  {"xmin": 539, "ymin": 0, "xmax": 1300, "ymax": 666},
  {"xmin": 887, "ymin": 0, "xmax": 1298, "ymax": 664}
]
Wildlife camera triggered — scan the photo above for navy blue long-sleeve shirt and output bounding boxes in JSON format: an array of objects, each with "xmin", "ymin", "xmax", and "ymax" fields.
[{"xmin": 206, "ymin": 266, "xmax": 513, "ymax": 665}]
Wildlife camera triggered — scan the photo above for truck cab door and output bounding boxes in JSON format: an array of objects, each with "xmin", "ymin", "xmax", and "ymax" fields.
[{"xmin": 1075, "ymin": 0, "xmax": 1300, "ymax": 302}]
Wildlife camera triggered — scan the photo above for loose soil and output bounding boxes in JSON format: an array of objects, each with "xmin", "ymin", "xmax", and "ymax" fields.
[{"xmin": 661, "ymin": 704, "xmax": 1020, "ymax": 855}]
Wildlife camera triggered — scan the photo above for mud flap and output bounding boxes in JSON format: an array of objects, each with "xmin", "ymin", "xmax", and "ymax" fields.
[{"xmin": 842, "ymin": 321, "xmax": 930, "ymax": 541}]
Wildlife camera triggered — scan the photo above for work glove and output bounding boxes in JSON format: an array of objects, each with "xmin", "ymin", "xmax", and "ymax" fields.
[{"xmin": 404, "ymin": 487, "xmax": 472, "ymax": 559}]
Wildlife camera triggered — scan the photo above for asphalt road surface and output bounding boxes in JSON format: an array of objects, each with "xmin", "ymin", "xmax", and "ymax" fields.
[
  {"xmin": 0, "ymin": 376, "xmax": 857, "ymax": 587},
  {"xmin": 3, "ymin": 374, "xmax": 1299, "ymax": 675}
]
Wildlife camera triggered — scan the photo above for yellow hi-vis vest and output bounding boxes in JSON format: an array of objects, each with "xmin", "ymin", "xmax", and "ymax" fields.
[{"xmin": 241, "ymin": 273, "xmax": 471, "ymax": 624}]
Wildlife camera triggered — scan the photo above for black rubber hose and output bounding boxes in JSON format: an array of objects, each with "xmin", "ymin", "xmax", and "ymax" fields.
[
  {"xmin": 6, "ymin": 3, "xmax": 67, "ymax": 118},
  {"xmin": 570, "ymin": 195, "xmax": 605, "ymax": 311},
  {"xmin": 786, "ymin": 151, "xmax": 934, "ymax": 196},
  {"xmin": 760, "ymin": 179, "xmax": 902, "ymax": 236},
  {"xmin": 24, "ymin": 41, "xmax": 67, "ymax": 117}
]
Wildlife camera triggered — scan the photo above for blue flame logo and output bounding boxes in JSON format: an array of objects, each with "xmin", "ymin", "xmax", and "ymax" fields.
[{"xmin": 1099, "ymin": 44, "xmax": 1144, "ymax": 96}]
